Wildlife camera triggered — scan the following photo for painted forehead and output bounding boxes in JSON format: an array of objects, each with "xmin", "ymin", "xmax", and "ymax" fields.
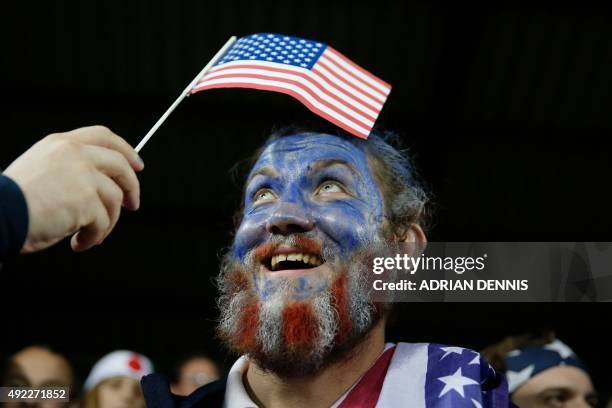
[{"xmin": 250, "ymin": 133, "xmax": 371, "ymax": 176}]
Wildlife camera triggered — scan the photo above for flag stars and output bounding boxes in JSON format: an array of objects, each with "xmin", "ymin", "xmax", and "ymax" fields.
[
  {"xmin": 218, "ymin": 35, "xmax": 325, "ymax": 68},
  {"xmin": 437, "ymin": 368, "xmax": 479, "ymax": 398},
  {"xmin": 545, "ymin": 340, "xmax": 575, "ymax": 359},
  {"xmin": 507, "ymin": 365, "xmax": 535, "ymax": 392},
  {"xmin": 439, "ymin": 346, "xmax": 465, "ymax": 360},
  {"xmin": 468, "ymin": 353, "xmax": 480, "ymax": 365}
]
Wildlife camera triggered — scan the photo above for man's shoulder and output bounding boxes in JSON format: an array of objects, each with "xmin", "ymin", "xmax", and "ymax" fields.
[
  {"xmin": 395, "ymin": 343, "xmax": 497, "ymax": 377},
  {"xmin": 385, "ymin": 342, "xmax": 510, "ymax": 407},
  {"xmin": 394, "ymin": 342, "xmax": 484, "ymax": 363},
  {"xmin": 141, "ymin": 373, "xmax": 227, "ymax": 408}
]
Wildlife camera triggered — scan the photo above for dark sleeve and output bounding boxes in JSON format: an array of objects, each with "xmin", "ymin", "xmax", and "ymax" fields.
[
  {"xmin": 141, "ymin": 374, "xmax": 226, "ymax": 408},
  {"xmin": 0, "ymin": 174, "xmax": 29, "ymax": 260}
]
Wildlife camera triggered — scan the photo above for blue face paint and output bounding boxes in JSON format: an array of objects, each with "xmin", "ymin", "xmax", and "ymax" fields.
[{"xmin": 232, "ymin": 133, "xmax": 384, "ymax": 298}]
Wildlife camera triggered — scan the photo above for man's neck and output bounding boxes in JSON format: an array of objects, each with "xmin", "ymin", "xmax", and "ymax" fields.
[{"xmin": 243, "ymin": 319, "xmax": 386, "ymax": 408}]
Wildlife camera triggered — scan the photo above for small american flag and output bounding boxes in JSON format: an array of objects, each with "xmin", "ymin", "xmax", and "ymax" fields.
[{"xmin": 192, "ymin": 33, "xmax": 392, "ymax": 139}]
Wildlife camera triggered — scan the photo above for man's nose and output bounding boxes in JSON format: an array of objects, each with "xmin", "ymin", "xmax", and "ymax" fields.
[{"xmin": 265, "ymin": 202, "xmax": 314, "ymax": 235}]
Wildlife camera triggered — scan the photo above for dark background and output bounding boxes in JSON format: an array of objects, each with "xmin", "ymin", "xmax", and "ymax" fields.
[{"xmin": 1, "ymin": 0, "xmax": 610, "ymax": 399}]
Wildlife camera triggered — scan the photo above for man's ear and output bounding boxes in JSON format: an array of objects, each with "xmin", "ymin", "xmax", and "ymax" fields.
[
  {"xmin": 399, "ymin": 224, "xmax": 427, "ymax": 245},
  {"xmin": 393, "ymin": 224, "xmax": 426, "ymax": 258}
]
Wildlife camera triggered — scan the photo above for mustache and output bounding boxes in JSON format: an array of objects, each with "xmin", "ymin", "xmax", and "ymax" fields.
[{"xmin": 248, "ymin": 233, "xmax": 327, "ymax": 263}]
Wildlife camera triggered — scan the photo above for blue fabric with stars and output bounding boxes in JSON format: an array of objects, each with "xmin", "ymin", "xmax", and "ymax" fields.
[
  {"xmin": 216, "ymin": 33, "xmax": 327, "ymax": 69},
  {"xmin": 505, "ymin": 339, "xmax": 585, "ymax": 394},
  {"xmin": 426, "ymin": 344, "xmax": 510, "ymax": 407}
]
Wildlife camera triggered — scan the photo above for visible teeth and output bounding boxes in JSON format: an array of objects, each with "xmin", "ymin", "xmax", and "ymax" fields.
[
  {"xmin": 269, "ymin": 252, "xmax": 323, "ymax": 270},
  {"xmin": 271, "ymin": 254, "xmax": 287, "ymax": 269}
]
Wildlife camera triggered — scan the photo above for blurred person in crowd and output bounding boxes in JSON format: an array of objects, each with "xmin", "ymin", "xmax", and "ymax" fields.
[
  {"xmin": 1, "ymin": 345, "xmax": 76, "ymax": 408},
  {"xmin": 83, "ymin": 350, "xmax": 152, "ymax": 408},
  {"xmin": 482, "ymin": 331, "xmax": 597, "ymax": 408},
  {"xmin": 142, "ymin": 126, "xmax": 511, "ymax": 407},
  {"xmin": 0, "ymin": 126, "xmax": 143, "ymax": 261},
  {"xmin": 170, "ymin": 353, "xmax": 220, "ymax": 396}
]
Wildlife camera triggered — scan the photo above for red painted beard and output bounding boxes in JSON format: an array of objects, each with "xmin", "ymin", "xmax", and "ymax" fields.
[
  {"xmin": 238, "ymin": 276, "xmax": 349, "ymax": 354},
  {"xmin": 217, "ymin": 250, "xmax": 386, "ymax": 377}
]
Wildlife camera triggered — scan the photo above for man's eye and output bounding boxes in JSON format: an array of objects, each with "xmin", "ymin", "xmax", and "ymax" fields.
[
  {"xmin": 540, "ymin": 391, "xmax": 570, "ymax": 407},
  {"xmin": 317, "ymin": 180, "xmax": 345, "ymax": 195},
  {"xmin": 253, "ymin": 189, "xmax": 276, "ymax": 202}
]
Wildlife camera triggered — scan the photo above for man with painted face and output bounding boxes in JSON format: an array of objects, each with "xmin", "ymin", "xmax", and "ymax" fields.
[{"xmin": 142, "ymin": 126, "xmax": 511, "ymax": 408}]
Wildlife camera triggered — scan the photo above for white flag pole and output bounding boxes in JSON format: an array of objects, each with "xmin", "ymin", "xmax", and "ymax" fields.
[{"xmin": 135, "ymin": 35, "xmax": 237, "ymax": 153}]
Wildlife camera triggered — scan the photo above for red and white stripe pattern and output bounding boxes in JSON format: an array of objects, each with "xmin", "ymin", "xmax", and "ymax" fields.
[{"xmin": 191, "ymin": 33, "xmax": 391, "ymax": 139}]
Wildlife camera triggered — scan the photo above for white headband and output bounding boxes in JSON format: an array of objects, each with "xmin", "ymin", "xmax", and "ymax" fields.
[{"xmin": 84, "ymin": 350, "xmax": 154, "ymax": 391}]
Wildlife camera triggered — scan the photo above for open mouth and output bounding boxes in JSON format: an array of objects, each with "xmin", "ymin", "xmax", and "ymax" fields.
[
  {"xmin": 255, "ymin": 239, "xmax": 325, "ymax": 274},
  {"xmin": 266, "ymin": 252, "xmax": 324, "ymax": 271}
]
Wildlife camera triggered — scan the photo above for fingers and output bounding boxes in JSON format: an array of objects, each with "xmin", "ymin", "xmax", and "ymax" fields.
[
  {"xmin": 8, "ymin": 125, "xmax": 145, "ymax": 254},
  {"xmin": 94, "ymin": 172, "xmax": 124, "ymax": 242},
  {"xmin": 81, "ymin": 145, "xmax": 140, "ymax": 210},
  {"xmin": 70, "ymin": 172, "xmax": 125, "ymax": 252},
  {"xmin": 70, "ymin": 198, "xmax": 110, "ymax": 252},
  {"xmin": 58, "ymin": 125, "xmax": 145, "ymax": 172},
  {"xmin": 67, "ymin": 129, "xmax": 142, "ymax": 252}
]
